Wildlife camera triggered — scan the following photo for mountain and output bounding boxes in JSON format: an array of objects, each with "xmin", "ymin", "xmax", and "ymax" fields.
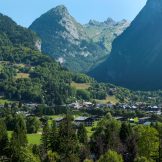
[
  {"xmin": 84, "ymin": 18, "xmax": 129, "ymax": 54},
  {"xmin": 29, "ymin": 5, "xmax": 129, "ymax": 72},
  {"xmin": 90, "ymin": 0, "xmax": 162, "ymax": 90},
  {"xmin": 0, "ymin": 13, "xmax": 41, "ymax": 51},
  {"xmin": 0, "ymin": 13, "xmax": 92, "ymax": 105}
]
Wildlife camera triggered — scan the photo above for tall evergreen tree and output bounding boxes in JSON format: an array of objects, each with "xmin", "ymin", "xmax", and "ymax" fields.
[
  {"xmin": 0, "ymin": 119, "xmax": 9, "ymax": 157},
  {"xmin": 120, "ymin": 122, "xmax": 137, "ymax": 162},
  {"xmin": 41, "ymin": 122, "xmax": 50, "ymax": 152},
  {"xmin": 10, "ymin": 115, "xmax": 28, "ymax": 161},
  {"xmin": 77, "ymin": 124, "xmax": 88, "ymax": 144},
  {"xmin": 14, "ymin": 115, "xmax": 28, "ymax": 147},
  {"xmin": 49, "ymin": 120, "xmax": 58, "ymax": 152},
  {"xmin": 58, "ymin": 115, "xmax": 79, "ymax": 161}
]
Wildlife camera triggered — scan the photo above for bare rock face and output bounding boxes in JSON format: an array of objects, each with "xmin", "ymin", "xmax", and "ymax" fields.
[
  {"xmin": 35, "ymin": 39, "xmax": 41, "ymax": 52},
  {"xmin": 90, "ymin": 0, "xmax": 162, "ymax": 90}
]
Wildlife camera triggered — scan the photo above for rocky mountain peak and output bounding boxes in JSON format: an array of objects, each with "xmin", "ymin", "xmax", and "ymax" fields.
[
  {"xmin": 104, "ymin": 17, "xmax": 116, "ymax": 25},
  {"xmin": 88, "ymin": 19, "xmax": 101, "ymax": 26},
  {"xmin": 49, "ymin": 5, "xmax": 69, "ymax": 16}
]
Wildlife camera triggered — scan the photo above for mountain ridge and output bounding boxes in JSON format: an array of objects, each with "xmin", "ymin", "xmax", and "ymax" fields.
[
  {"xmin": 89, "ymin": 0, "xmax": 162, "ymax": 90},
  {"xmin": 29, "ymin": 5, "xmax": 129, "ymax": 72}
]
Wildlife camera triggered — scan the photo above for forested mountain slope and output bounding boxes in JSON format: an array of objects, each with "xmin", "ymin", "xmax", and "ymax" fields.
[{"xmin": 0, "ymin": 13, "xmax": 92, "ymax": 105}]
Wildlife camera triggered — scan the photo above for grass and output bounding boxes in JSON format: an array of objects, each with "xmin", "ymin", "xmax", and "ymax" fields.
[
  {"xmin": 27, "ymin": 134, "xmax": 41, "ymax": 145},
  {"xmin": 85, "ymin": 121, "xmax": 98, "ymax": 137},
  {"xmin": 14, "ymin": 63, "xmax": 25, "ymax": 68},
  {"xmin": 71, "ymin": 82, "xmax": 90, "ymax": 90},
  {"xmin": 16, "ymin": 73, "xmax": 29, "ymax": 79},
  {"xmin": 0, "ymin": 97, "xmax": 13, "ymax": 104},
  {"xmin": 8, "ymin": 131, "xmax": 41, "ymax": 145},
  {"xmin": 95, "ymin": 96, "xmax": 119, "ymax": 104}
]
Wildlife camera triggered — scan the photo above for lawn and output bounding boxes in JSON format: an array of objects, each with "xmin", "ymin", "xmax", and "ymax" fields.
[
  {"xmin": 71, "ymin": 82, "xmax": 90, "ymax": 90},
  {"xmin": 27, "ymin": 133, "xmax": 41, "ymax": 145},
  {"xmin": 8, "ymin": 131, "xmax": 41, "ymax": 145}
]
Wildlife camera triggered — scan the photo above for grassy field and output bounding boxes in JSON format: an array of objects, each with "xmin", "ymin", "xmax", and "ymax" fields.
[
  {"xmin": 14, "ymin": 63, "xmax": 26, "ymax": 68},
  {"xmin": 8, "ymin": 131, "xmax": 41, "ymax": 145},
  {"xmin": 16, "ymin": 73, "xmax": 30, "ymax": 79},
  {"xmin": 95, "ymin": 96, "xmax": 119, "ymax": 104},
  {"xmin": 85, "ymin": 121, "xmax": 98, "ymax": 137},
  {"xmin": 27, "ymin": 134, "xmax": 41, "ymax": 145},
  {"xmin": 0, "ymin": 97, "xmax": 14, "ymax": 104},
  {"xmin": 71, "ymin": 82, "xmax": 90, "ymax": 90}
]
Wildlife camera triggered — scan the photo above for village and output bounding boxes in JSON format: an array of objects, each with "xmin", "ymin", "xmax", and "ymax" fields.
[{"xmin": 0, "ymin": 100, "xmax": 161, "ymax": 127}]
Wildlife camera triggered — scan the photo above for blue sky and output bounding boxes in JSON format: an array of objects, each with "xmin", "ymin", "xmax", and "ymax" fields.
[{"xmin": 0, "ymin": 0, "xmax": 147, "ymax": 27}]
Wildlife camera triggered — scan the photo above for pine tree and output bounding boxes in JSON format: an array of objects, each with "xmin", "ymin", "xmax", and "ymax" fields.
[
  {"xmin": 10, "ymin": 115, "xmax": 28, "ymax": 161},
  {"xmin": 49, "ymin": 120, "xmax": 58, "ymax": 152},
  {"xmin": 14, "ymin": 115, "xmax": 28, "ymax": 147},
  {"xmin": 58, "ymin": 115, "xmax": 79, "ymax": 161},
  {"xmin": 41, "ymin": 122, "xmax": 50, "ymax": 152},
  {"xmin": 77, "ymin": 124, "xmax": 88, "ymax": 144},
  {"xmin": 120, "ymin": 122, "xmax": 137, "ymax": 162},
  {"xmin": 0, "ymin": 119, "xmax": 9, "ymax": 157},
  {"xmin": 98, "ymin": 150, "xmax": 123, "ymax": 162}
]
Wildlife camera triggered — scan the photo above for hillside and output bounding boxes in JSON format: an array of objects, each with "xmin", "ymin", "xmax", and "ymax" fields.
[
  {"xmin": 29, "ymin": 5, "xmax": 129, "ymax": 72},
  {"xmin": 0, "ymin": 13, "xmax": 41, "ymax": 50},
  {"xmin": 0, "ymin": 13, "xmax": 92, "ymax": 105},
  {"xmin": 90, "ymin": 0, "xmax": 162, "ymax": 90}
]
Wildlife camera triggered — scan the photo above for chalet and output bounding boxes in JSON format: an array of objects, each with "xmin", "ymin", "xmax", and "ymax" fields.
[
  {"xmin": 91, "ymin": 115, "xmax": 102, "ymax": 121},
  {"xmin": 55, "ymin": 117, "xmax": 65, "ymax": 127},
  {"xmin": 75, "ymin": 116, "xmax": 94, "ymax": 127},
  {"xmin": 139, "ymin": 117, "xmax": 151, "ymax": 124},
  {"xmin": 146, "ymin": 106, "xmax": 161, "ymax": 115},
  {"xmin": 115, "ymin": 116, "xmax": 127, "ymax": 121},
  {"xmin": 96, "ymin": 103, "xmax": 107, "ymax": 109},
  {"xmin": 131, "ymin": 105, "xmax": 137, "ymax": 109},
  {"xmin": 83, "ymin": 102, "xmax": 93, "ymax": 108},
  {"xmin": 25, "ymin": 103, "xmax": 38, "ymax": 109},
  {"xmin": 129, "ymin": 118, "xmax": 135, "ymax": 123},
  {"xmin": 143, "ymin": 121, "xmax": 151, "ymax": 126},
  {"xmin": 107, "ymin": 103, "xmax": 114, "ymax": 108},
  {"xmin": 68, "ymin": 102, "xmax": 82, "ymax": 109},
  {"xmin": 16, "ymin": 111, "xmax": 31, "ymax": 116}
]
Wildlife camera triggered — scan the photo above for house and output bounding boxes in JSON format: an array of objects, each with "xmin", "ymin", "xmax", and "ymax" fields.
[
  {"xmin": 131, "ymin": 105, "xmax": 137, "ymax": 109},
  {"xmin": 146, "ymin": 106, "xmax": 161, "ymax": 115},
  {"xmin": 54, "ymin": 117, "xmax": 65, "ymax": 127},
  {"xmin": 129, "ymin": 118, "xmax": 135, "ymax": 123},
  {"xmin": 107, "ymin": 103, "xmax": 114, "ymax": 108},
  {"xmin": 139, "ymin": 117, "xmax": 151, "ymax": 124},
  {"xmin": 25, "ymin": 103, "xmax": 38, "ymax": 109},
  {"xmin": 91, "ymin": 115, "xmax": 102, "ymax": 121},
  {"xmin": 68, "ymin": 102, "xmax": 82, "ymax": 109},
  {"xmin": 83, "ymin": 102, "xmax": 93, "ymax": 108},
  {"xmin": 115, "ymin": 116, "xmax": 127, "ymax": 121},
  {"xmin": 75, "ymin": 116, "xmax": 94, "ymax": 127},
  {"xmin": 16, "ymin": 111, "xmax": 31, "ymax": 116}
]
